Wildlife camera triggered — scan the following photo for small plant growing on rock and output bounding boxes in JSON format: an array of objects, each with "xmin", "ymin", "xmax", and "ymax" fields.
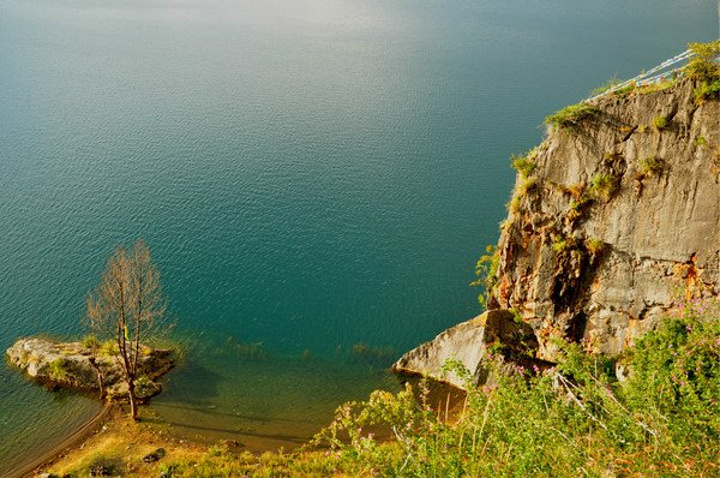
[
  {"xmin": 511, "ymin": 153, "xmax": 537, "ymax": 178},
  {"xmin": 48, "ymin": 358, "xmax": 69, "ymax": 381},
  {"xmin": 545, "ymin": 103, "xmax": 599, "ymax": 132},
  {"xmin": 588, "ymin": 173, "xmax": 617, "ymax": 202},
  {"xmin": 552, "ymin": 236, "xmax": 571, "ymax": 253},
  {"xmin": 695, "ymin": 135, "xmax": 709, "ymax": 148},
  {"xmin": 471, "ymin": 245, "xmax": 500, "ymax": 309},
  {"xmin": 652, "ymin": 115, "xmax": 668, "ymax": 131},
  {"xmin": 585, "ymin": 238, "xmax": 606, "ymax": 257},
  {"xmin": 638, "ymin": 156, "xmax": 664, "ymax": 177},
  {"xmin": 694, "ymin": 80, "xmax": 720, "ymax": 104}
]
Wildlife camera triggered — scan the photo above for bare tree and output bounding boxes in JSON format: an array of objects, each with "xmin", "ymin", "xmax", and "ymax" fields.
[{"xmin": 86, "ymin": 240, "xmax": 167, "ymax": 420}]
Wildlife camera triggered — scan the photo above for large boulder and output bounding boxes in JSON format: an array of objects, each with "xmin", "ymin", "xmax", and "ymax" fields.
[{"xmin": 392, "ymin": 309, "xmax": 538, "ymax": 388}]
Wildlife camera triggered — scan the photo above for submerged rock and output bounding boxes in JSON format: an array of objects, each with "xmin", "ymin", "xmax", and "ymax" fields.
[
  {"xmin": 5, "ymin": 337, "xmax": 174, "ymax": 401},
  {"xmin": 392, "ymin": 309, "xmax": 540, "ymax": 388}
]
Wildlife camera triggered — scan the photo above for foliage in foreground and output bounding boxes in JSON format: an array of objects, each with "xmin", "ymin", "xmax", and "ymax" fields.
[
  {"xmin": 64, "ymin": 304, "xmax": 718, "ymax": 477},
  {"xmin": 302, "ymin": 304, "xmax": 719, "ymax": 477}
]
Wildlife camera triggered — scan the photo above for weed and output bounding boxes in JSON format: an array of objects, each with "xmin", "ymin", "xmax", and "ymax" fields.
[
  {"xmin": 684, "ymin": 41, "xmax": 720, "ymax": 82},
  {"xmin": 694, "ymin": 80, "xmax": 720, "ymax": 104}
]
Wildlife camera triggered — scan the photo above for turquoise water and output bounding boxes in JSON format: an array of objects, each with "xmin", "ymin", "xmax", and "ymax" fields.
[{"xmin": 1, "ymin": 0, "xmax": 717, "ymax": 471}]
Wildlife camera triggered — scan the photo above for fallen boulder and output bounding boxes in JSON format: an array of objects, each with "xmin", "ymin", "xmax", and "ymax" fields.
[{"xmin": 392, "ymin": 309, "xmax": 541, "ymax": 388}]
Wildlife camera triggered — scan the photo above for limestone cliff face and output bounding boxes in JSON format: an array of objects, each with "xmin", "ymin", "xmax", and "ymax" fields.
[{"xmin": 494, "ymin": 78, "xmax": 719, "ymax": 360}]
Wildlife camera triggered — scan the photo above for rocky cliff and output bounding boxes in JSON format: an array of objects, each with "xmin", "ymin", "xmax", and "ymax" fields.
[
  {"xmin": 494, "ymin": 77, "xmax": 719, "ymax": 360},
  {"xmin": 396, "ymin": 76, "xmax": 720, "ymax": 382}
]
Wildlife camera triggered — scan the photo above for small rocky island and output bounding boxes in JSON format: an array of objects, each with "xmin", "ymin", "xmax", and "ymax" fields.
[{"xmin": 6, "ymin": 338, "xmax": 175, "ymax": 401}]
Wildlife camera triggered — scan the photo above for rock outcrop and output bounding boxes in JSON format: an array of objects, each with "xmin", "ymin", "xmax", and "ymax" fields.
[
  {"xmin": 392, "ymin": 309, "xmax": 540, "ymax": 388},
  {"xmin": 6, "ymin": 338, "xmax": 174, "ymax": 401},
  {"xmin": 395, "ymin": 76, "xmax": 720, "ymax": 383},
  {"xmin": 494, "ymin": 77, "xmax": 720, "ymax": 360}
]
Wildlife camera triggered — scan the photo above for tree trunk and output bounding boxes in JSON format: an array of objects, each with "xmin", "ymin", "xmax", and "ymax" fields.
[
  {"xmin": 88, "ymin": 357, "xmax": 105, "ymax": 399},
  {"xmin": 128, "ymin": 379, "xmax": 138, "ymax": 421}
]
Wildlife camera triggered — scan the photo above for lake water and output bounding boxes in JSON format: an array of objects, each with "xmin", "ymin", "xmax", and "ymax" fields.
[{"xmin": 0, "ymin": 0, "xmax": 716, "ymax": 472}]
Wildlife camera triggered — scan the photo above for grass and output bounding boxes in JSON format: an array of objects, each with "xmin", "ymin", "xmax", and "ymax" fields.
[
  {"xmin": 545, "ymin": 103, "xmax": 599, "ymax": 131},
  {"xmin": 308, "ymin": 302, "xmax": 720, "ymax": 477}
]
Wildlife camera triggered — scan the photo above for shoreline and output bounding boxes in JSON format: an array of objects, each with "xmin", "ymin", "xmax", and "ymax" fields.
[{"xmin": 6, "ymin": 404, "xmax": 114, "ymax": 478}]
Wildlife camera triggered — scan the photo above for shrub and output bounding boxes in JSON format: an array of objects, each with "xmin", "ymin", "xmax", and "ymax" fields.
[
  {"xmin": 694, "ymin": 79, "xmax": 720, "ymax": 104},
  {"xmin": 511, "ymin": 154, "xmax": 537, "ymax": 178},
  {"xmin": 81, "ymin": 334, "xmax": 100, "ymax": 350},
  {"xmin": 470, "ymin": 245, "xmax": 499, "ymax": 309},
  {"xmin": 309, "ymin": 303, "xmax": 720, "ymax": 478},
  {"xmin": 545, "ymin": 103, "xmax": 599, "ymax": 131},
  {"xmin": 684, "ymin": 41, "xmax": 720, "ymax": 82},
  {"xmin": 588, "ymin": 173, "xmax": 617, "ymax": 202},
  {"xmin": 652, "ymin": 114, "xmax": 669, "ymax": 130}
]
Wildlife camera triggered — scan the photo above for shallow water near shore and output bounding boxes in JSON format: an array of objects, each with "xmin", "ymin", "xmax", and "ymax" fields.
[{"xmin": 1, "ymin": 0, "xmax": 718, "ymax": 473}]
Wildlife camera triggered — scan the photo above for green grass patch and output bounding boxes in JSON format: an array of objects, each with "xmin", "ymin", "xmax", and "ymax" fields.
[{"xmin": 545, "ymin": 103, "xmax": 599, "ymax": 131}]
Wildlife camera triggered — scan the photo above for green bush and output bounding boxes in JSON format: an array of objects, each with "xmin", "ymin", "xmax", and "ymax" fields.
[
  {"xmin": 545, "ymin": 103, "xmax": 599, "ymax": 131},
  {"xmin": 584, "ymin": 237, "xmax": 605, "ymax": 256},
  {"xmin": 511, "ymin": 154, "xmax": 537, "ymax": 178},
  {"xmin": 684, "ymin": 41, "xmax": 720, "ymax": 83},
  {"xmin": 695, "ymin": 135, "xmax": 709, "ymax": 148},
  {"xmin": 694, "ymin": 80, "xmax": 720, "ymax": 104},
  {"xmin": 309, "ymin": 304, "xmax": 720, "ymax": 477},
  {"xmin": 470, "ymin": 245, "xmax": 500, "ymax": 309}
]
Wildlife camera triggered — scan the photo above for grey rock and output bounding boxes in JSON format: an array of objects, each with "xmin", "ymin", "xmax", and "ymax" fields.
[
  {"xmin": 494, "ymin": 78, "xmax": 720, "ymax": 359},
  {"xmin": 392, "ymin": 310, "xmax": 537, "ymax": 388}
]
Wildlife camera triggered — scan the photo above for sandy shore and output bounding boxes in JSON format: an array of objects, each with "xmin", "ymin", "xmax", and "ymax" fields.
[{"xmin": 5, "ymin": 404, "xmax": 114, "ymax": 478}]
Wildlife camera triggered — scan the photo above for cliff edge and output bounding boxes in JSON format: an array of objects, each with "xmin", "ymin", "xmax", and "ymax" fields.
[{"xmin": 396, "ymin": 73, "xmax": 720, "ymax": 381}]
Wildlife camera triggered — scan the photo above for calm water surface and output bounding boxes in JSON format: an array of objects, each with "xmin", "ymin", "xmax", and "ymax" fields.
[{"xmin": 0, "ymin": 0, "xmax": 716, "ymax": 471}]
